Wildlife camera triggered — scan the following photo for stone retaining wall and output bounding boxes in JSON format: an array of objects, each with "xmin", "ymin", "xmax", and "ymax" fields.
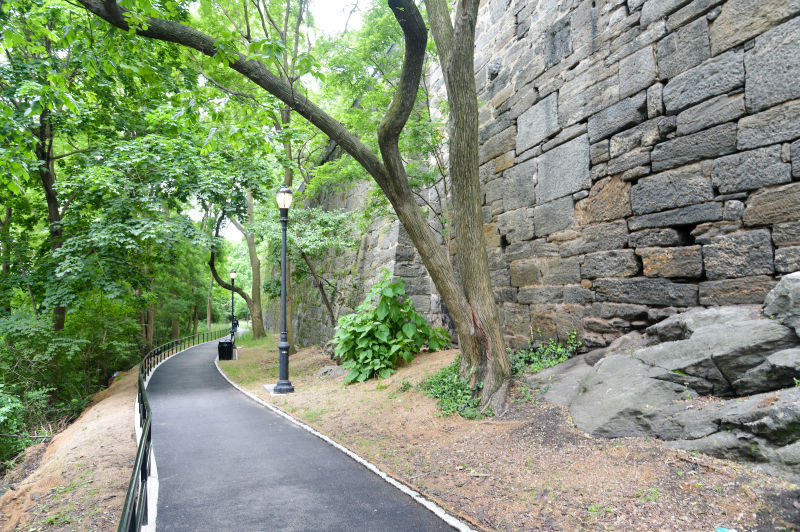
[
  {"xmin": 285, "ymin": 0, "xmax": 800, "ymax": 351},
  {"xmin": 472, "ymin": 0, "xmax": 800, "ymax": 349}
]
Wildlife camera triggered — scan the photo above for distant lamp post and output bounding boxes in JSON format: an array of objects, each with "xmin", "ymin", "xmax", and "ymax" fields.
[
  {"xmin": 230, "ymin": 269, "xmax": 237, "ymax": 341},
  {"xmin": 274, "ymin": 185, "xmax": 294, "ymax": 394}
]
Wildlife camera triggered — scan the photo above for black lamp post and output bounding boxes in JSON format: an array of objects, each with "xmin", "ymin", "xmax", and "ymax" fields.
[
  {"xmin": 274, "ymin": 185, "xmax": 294, "ymax": 394},
  {"xmin": 230, "ymin": 269, "xmax": 237, "ymax": 342}
]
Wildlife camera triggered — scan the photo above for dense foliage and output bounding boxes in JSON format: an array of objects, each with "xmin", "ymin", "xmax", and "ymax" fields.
[{"xmin": 334, "ymin": 270, "xmax": 449, "ymax": 384}]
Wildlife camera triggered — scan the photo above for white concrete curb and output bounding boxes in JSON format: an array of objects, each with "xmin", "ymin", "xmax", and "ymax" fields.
[{"xmin": 213, "ymin": 357, "xmax": 477, "ymax": 532}]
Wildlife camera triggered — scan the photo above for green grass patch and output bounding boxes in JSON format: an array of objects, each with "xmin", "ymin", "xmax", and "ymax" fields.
[
  {"xmin": 419, "ymin": 356, "xmax": 490, "ymax": 419},
  {"xmin": 218, "ymin": 360, "xmax": 279, "ymax": 384},
  {"xmin": 302, "ymin": 408, "xmax": 328, "ymax": 422},
  {"xmin": 234, "ymin": 331, "xmax": 276, "ymax": 349}
]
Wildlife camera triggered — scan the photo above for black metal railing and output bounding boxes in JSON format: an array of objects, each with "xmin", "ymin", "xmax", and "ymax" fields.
[{"xmin": 118, "ymin": 328, "xmax": 230, "ymax": 532}]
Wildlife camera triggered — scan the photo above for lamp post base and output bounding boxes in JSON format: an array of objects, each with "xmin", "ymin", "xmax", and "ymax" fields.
[{"xmin": 273, "ymin": 379, "xmax": 295, "ymax": 394}]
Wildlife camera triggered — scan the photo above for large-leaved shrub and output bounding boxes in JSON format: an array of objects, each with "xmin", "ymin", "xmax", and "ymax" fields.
[{"xmin": 334, "ymin": 270, "xmax": 449, "ymax": 384}]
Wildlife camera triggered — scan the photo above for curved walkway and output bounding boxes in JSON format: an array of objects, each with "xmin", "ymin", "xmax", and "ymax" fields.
[{"xmin": 146, "ymin": 342, "xmax": 455, "ymax": 531}]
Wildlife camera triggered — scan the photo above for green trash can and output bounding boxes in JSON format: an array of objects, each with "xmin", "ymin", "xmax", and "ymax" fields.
[{"xmin": 218, "ymin": 340, "xmax": 233, "ymax": 361}]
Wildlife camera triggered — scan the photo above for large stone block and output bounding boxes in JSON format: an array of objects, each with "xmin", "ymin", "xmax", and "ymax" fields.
[
  {"xmin": 502, "ymin": 158, "xmax": 537, "ymax": 211},
  {"xmin": 589, "ymin": 302, "xmax": 649, "ymax": 320},
  {"xmin": 699, "ymin": 276, "xmax": 777, "ymax": 305},
  {"xmin": 742, "ymin": 183, "xmax": 800, "ymax": 226},
  {"xmin": 628, "ymin": 202, "xmax": 723, "ymax": 230},
  {"xmin": 517, "ymin": 93, "xmax": 559, "ymax": 153},
  {"xmin": 560, "ymin": 220, "xmax": 630, "ymax": 257},
  {"xmin": 711, "ymin": 146, "xmax": 791, "ymax": 194},
  {"xmin": 745, "ymin": 16, "xmax": 800, "ymax": 113},
  {"xmin": 593, "ymin": 277, "xmax": 698, "ymax": 306},
  {"xmin": 662, "ymin": 50, "xmax": 744, "ymax": 113},
  {"xmin": 510, "ymin": 256, "xmax": 581, "ymax": 287},
  {"xmin": 773, "ymin": 222, "xmax": 800, "ymax": 247},
  {"xmin": 497, "ymin": 207, "xmax": 535, "ymax": 243},
  {"xmin": 702, "ymin": 229, "xmax": 774, "ymax": 280},
  {"xmin": 650, "ymin": 123, "xmax": 737, "ymax": 172},
  {"xmin": 629, "ymin": 228, "xmax": 686, "ymax": 248},
  {"xmin": 505, "ymin": 239, "xmax": 561, "ymax": 262},
  {"xmin": 775, "ymin": 246, "xmax": 800, "ymax": 273},
  {"xmin": 619, "ymin": 46, "xmax": 657, "ymax": 99},
  {"xmin": 637, "ymin": 246, "xmax": 703, "ymax": 278},
  {"xmin": 608, "ymin": 21, "xmax": 667, "ymax": 65},
  {"xmin": 534, "ymin": 196, "xmax": 575, "ymax": 237},
  {"xmin": 480, "ymin": 126, "xmax": 516, "ymax": 165},
  {"xmin": 709, "ymin": 0, "xmax": 800, "ymax": 56},
  {"xmin": 737, "ymin": 99, "xmax": 800, "ymax": 151},
  {"xmin": 610, "ymin": 119, "xmax": 661, "ymax": 159},
  {"xmin": 518, "ymin": 285, "xmax": 565, "ymax": 305},
  {"xmin": 581, "ymin": 249, "xmax": 639, "ymax": 279},
  {"xmin": 676, "ymin": 94, "xmax": 745, "ymax": 136},
  {"xmin": 502, "ymin": 303, "xmax": 532, "ymax": 349},
  {"xmin": 574, "ymin": 176, "xmax": 632, "ymax": 225},
  {"xmin": 656, "ymin": 16, "xmax": 710, "ymax": 80},
  {"xmin": 588, "ymin": 92, "xmax": 647, "ymax": 142},
  {"xmin": 666, "ymin": 0, "xmax": 727, "ymax": 31},
  {"xmin": 606, "ymin": 147, "xmax": 652, "ymax": 175},
  {"xmin": 529, "ymin": 304, "xmax": 585, "ymax": 345},
  {"xmin": 631, "ymin": 163, "xmax": 713, "ymax": 215},
  {"xmin": 640, "ymin": 0, "xmax": 693, "ymax": 27},
  {"xmin": 536, "ymin": 135, "xmax": 591, "ymax": 203},
  {"xmin": 558, "ymin": 74, "xmax": 620, "ymax": 127}
]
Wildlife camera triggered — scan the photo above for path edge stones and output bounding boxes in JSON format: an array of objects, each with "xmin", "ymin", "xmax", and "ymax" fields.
[{"xmin": 212, "ymin": 357, "xmax": 476, "ymax": 532}]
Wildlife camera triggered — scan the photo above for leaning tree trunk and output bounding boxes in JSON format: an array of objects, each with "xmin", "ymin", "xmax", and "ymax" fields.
[
  {"xmin": 230, "ymin": 190, "xmax": 266, "ymax": 338},
  {"xmin": 75, "ymin": 0, "xmax": 510, "ymax": 411},
  {"xmin": 425, "ymin": 0, "xmax": 510, "ymax": 409}
]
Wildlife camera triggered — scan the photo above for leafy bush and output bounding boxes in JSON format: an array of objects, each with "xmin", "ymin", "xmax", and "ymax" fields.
[
  {"xmin": 334, "ymin": 270, "xmax": 449, "ymax": 384},
  {"xmin": 420, "ymin": 356, "xmax": 489, "ymax": 419},
  {"xmin": 509, "ymin": 329, "xmax": 582, "ymax": 376}
]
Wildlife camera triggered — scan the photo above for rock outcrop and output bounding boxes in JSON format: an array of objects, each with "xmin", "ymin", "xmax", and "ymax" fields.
[{"xmin": 528, "ymin": 274, "xmax": 800, "ymax": 482}]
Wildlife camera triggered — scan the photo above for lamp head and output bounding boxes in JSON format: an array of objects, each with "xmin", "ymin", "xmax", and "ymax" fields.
[
  {"xmin": 275, "ymin": 185, "xmax": 293, "ymax": 210},
  {"xmin": 230, "ymin": 269, "xmax": 237, "ymax": 280}
]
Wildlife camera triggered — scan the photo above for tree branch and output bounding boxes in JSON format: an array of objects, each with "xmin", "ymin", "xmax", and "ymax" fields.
[
  {"xmin": 208, "ymin": 212, "xmax": 254, "ymax": 306},
  {"xmin": 76, "ymin": 0, "xmax": 392, "ymax": 191}
]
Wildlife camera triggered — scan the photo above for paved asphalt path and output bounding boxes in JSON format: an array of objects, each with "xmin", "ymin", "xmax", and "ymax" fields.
[{"xmin": 146, "ymin": 342, "xmax": 455, "ymax": 531}]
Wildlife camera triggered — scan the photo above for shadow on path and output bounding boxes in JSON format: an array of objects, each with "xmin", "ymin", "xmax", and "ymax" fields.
[{"xmin": 147, "ymin": 342, "xmax": 455, "ymax": 531}]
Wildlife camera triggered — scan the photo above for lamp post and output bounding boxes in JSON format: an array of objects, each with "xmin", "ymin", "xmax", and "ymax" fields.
[
  {"xmin": 274, "ymin": 185, "xmax": 294, "ymax": 394},
  {"xmin": 230, "ymin": 269, "xmax": 237, "ymax": 342}
]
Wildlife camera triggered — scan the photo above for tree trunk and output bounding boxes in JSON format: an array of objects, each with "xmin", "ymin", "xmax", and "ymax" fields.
[
  {"xmin": 229, "ymin": 190, "xmax": 266, "ymax": 338},
  {"xmin": 76, "ymin": 0, "xmax": 510, "ymax": 410},
  {"xmin": 425, "ymin": 0, "xmax": 510, "ymax": 410},
  {"xmin": 35, "ymin": 107, "xmax": 66, "ymax": 330},
  {"xmin": 0, "ymin": 207, "xmax": 11, "ymax": 316},
  {"xmin": 171, "ymin": 317, "xmax": 180, "ymax": 340},
  {"xmin": 207, "ymin": 273, "xmax": 213, "ymax": 331}
]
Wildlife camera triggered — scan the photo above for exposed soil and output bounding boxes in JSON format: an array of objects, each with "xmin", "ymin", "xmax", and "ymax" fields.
[
  {"xmin": 1, "ymin": 343, "xmax": 798, "ymax": 531},
  {"xmin": 0, "ymin": 369, "xmax": 137, "ymax": 531},
  {"xmin": 228, "ymin": 342, "xmax": 800, "ymax": 532}
]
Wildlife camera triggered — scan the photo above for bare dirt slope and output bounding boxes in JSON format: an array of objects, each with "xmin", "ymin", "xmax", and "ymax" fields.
[
  {"xmin": 222, "ymin": 342, "xmax": 800, "ymax": 531},
  {"xmin": 0, "ymin": 368, "xmax": 138, "ymax": 531}
]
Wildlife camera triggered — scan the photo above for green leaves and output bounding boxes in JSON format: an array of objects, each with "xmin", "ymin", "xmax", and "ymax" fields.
[
  {"xmin": 420, "ymin": 355, "xmax": 488, "ymax": 419},
  {"xmin": 333, "ymin": 269, "xmax": 449, "ymax": 384}
]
